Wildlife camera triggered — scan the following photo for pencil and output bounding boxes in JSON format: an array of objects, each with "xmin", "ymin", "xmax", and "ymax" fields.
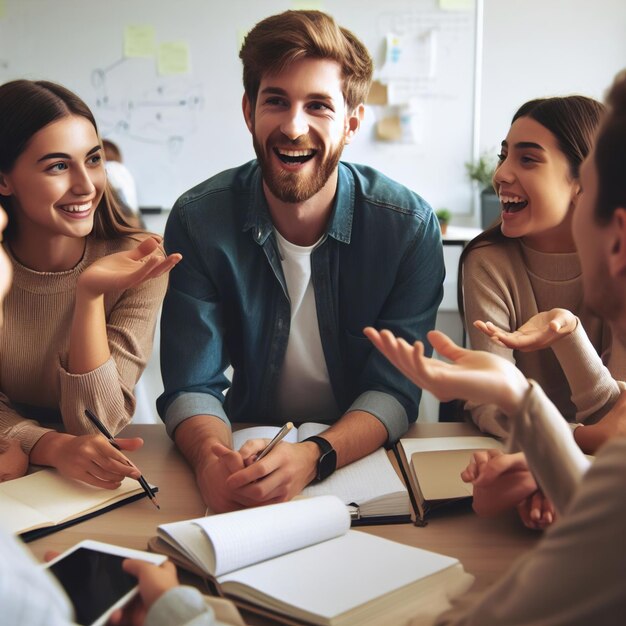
[{"xmin": 84, "ymin": 409, "xmax": 160, "ymax": 510}]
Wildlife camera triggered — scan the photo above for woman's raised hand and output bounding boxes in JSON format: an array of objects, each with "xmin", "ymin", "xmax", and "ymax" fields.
[
  {"xmin": 473, "ymin": 308, "xmax": 578, "ymax": 352},
  {"xmin": 77, "ymin": 237, "xmax": 182, "ymax": 297}
]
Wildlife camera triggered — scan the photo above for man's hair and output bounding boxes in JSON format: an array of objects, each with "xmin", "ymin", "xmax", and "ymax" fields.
[
  {"xmin": 595, "ymin": 70, "xmax": 626, "ymax": 223},
  {"xmin": 239, "ymin": 10, "xmax": 373, "ymax": 112}
]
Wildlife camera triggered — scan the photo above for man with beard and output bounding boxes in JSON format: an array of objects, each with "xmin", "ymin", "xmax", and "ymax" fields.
[{"xmin": 158, "ymin": 10, "xmax": 444, "ymax": 513}]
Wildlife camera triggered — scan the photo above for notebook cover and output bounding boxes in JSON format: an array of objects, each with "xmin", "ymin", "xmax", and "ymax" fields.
[{"xmin": 20, "ymin": 487, "xmax": 158, "ymax": 543}]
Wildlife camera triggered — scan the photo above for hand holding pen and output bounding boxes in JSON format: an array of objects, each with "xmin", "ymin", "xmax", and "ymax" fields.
[{"xmin": 84, "ymin": 409, "xmax": 160, "ymax": 510}]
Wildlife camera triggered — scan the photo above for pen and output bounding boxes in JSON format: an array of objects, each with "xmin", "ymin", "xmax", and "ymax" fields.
[
  {"xmin": 254, "ymin": 422, "xmax": 294, "ymax": 462},
  {"xmin": 84, "ymin": 409, "xmax": 160, "ymax": 510}
]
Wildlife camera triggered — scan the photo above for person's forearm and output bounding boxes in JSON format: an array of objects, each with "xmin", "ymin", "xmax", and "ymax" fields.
[
  {"xmin": 319, "ymin": 410, "xmax": 388, "ymax": 468},
  {"xmin": 68, "ymin": 287, "xmax": 110, "ymax": 374},
  {"xmin": 551, "ymin": 321, "xmax": 620, "ymax": 423},
  {"xmin": 509, "ymin": 381, "xmax": 590, "ymax": 514},
  {"xmin": 174, "ymin": 415, "xmax": 233, "ymax": 471},
  {"xmin": 29, "ymin": 431, "xmax": 73, "ymax": 467}
]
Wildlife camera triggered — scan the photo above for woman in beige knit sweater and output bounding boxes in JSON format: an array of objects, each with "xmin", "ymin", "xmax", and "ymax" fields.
[
  {"xmin": 0, "ymin": 80, "xmax": 181, "ymax": 488},
  {"xmin": 459, "ymin": 96, "xmax": 623, "ymax": 441}
]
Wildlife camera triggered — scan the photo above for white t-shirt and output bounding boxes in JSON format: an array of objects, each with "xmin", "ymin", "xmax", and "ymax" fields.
[{"xmin": 273, "ymin": 229, "xmax": 339, "ymax": 422}]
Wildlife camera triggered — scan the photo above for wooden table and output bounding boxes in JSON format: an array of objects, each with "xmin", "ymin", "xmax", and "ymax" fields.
[{"xmin": 27, "ymin": 423, "xmax": 538, "ymax": 620}]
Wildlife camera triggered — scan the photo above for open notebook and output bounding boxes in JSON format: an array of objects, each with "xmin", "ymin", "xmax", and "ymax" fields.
[
  {"xmin": 153, "ymin": 496, "xmax": 473, "ymax": 626},
  {"xmin": 0, "ymin": 469, "xmax": 153, "ymax": 541},
  {"xmin": 395, "ymin": 436, "xmax": 503, "ymax": 522},
  {"xmin": 232, "ymin": 423, "xmax": 410, "ymax": 524}
]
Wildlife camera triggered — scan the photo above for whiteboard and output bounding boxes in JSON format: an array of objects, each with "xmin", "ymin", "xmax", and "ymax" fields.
[{"xmin": 0, "ymin": 0, "xmax": 477, "ymax": 214}]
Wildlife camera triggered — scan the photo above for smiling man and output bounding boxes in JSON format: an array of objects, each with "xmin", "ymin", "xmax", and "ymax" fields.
[{"xmin": 158, "ymin": 10, "xmax": 444, "ymax": 513}]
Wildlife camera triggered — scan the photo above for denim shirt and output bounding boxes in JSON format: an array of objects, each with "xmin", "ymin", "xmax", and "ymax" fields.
[{"xmin": 158, "ymin": 160, "xmax": 444, "ymax": 443}]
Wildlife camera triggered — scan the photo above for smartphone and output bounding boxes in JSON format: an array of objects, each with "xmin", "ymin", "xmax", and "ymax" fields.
[{"xmin": 44, "ymin": 540, "xmax": 167, "ymax": 626}]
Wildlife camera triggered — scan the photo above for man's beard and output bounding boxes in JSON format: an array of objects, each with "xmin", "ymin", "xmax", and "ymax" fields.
[{"xmin": 253, "ymin": 132, "xmax": 345, "ymax": 204}]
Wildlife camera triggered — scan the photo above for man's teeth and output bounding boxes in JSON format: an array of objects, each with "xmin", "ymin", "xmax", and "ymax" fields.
[{"xmin": 278, "ymin": 149, "xmax": 314, "ymax": 157}]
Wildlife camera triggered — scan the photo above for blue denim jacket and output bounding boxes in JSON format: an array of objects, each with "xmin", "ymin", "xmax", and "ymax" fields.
[{"xmin": 158, "ymin": 160, "xmax": 444, "ymax": 443}]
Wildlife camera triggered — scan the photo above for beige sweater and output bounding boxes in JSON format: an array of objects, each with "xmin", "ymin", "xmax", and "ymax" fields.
[
  {"xmin": 0, "ymin": 236, "xmax": 167, "ymax": 452},
  {"xmin": 462, "ymin": 238, "xmax": 625, "ymax": 437}
]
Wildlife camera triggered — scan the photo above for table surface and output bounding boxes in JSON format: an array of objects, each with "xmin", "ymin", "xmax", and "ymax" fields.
[{"xmin": 27, "ymin": 423, "xmax": 538, "ymax": 621}]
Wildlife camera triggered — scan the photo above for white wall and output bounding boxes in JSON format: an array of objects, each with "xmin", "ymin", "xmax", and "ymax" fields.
[{"xmin": 479, "ymin": 0, "xmax": 626, "ymax": 161}]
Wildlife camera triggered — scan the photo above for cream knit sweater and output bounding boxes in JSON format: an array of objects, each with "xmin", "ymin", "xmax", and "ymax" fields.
[{"xmin": 0, "ymin": 236, "xmax": 167, "ymax": 452}]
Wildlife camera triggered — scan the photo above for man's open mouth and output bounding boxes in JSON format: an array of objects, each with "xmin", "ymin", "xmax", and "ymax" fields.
[{"xmin": 274, "ymin": 148, "xmax": 317, "ymax": 165}]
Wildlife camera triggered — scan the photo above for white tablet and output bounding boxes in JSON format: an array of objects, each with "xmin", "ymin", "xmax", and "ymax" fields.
[{"xmin": 44, "ymin": 539, "xmax": 167, "ymax": 626}]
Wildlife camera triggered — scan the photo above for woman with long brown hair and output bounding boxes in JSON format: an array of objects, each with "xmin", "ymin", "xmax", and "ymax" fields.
[
  {"xmin": 458, "ymin": 95, "xmax": 624, "ymax": 438},
  {"xmin": 0, "ymin": 79, "xmax": 180, "ymax": 488}
]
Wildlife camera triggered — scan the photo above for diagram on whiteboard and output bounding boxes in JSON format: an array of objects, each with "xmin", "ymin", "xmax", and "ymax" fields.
[{"xmin": 90, "ymin": 58, "xmax": 204, "ymax": 156}]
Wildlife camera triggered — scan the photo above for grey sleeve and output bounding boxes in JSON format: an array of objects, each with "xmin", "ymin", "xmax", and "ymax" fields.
[
  {"xmin": 508, "ymin": 380, "xmax": 590, "ymax": 514},
  {"xmin": 144, "ymin": 586, "xmax": 232, "ymax": 626}
]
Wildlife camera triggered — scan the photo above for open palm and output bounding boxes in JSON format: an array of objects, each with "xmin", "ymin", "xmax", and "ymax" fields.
[
  {"xmin": 473, "ymin": 308, "xmax": 577, "ymax": 352},
  {"xmin": 364, "ymin": 328, "xmax": 529, "ymax": 416},
  {"xmin": 79, "ymin": 237, "xmax": 181, "ymax": 296}
]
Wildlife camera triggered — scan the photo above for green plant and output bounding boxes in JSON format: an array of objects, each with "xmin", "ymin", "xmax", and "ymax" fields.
[
  {"xmin": 465, "ymin": 152, "xmax": 497, "ymax": 192},
  {"xmin": 436, "ymin": 208, "xmax": 451, "ymax": 223}
]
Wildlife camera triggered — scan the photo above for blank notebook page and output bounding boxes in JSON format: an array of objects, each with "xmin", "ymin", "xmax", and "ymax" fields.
[
  {"xmin": 218, "ymin": 530, "xmax": 459, "ymax": 618},
  {"xmin": 195, "ymin": 495, "xmax": 350, "ymax": 577}
]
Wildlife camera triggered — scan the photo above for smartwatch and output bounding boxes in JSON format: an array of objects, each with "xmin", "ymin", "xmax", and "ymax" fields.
[{"xmin": 303, "ymin": 436, "xmax": 337, "ymax": 483}]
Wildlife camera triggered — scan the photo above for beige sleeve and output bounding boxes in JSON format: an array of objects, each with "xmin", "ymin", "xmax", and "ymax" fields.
[
  {"xmin": 434, "ymin": 439, "xmax": 626, "ymax": 626},
  {"xmin": 551, "ymin": 321, "xmax": 621, "ymax": 424},
  {"xmin": 57, "ymin": 272, "xmax": 168, "ymax": 436},
  {"xmin": 0, "ymin": 392, "xmax": 54, "ymax": 453},
  {"xmin": 461, "ymin": 250, "xmax": 516, "ymax": 438}
]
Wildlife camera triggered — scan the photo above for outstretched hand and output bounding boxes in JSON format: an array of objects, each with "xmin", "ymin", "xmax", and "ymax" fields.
[
  {"xmin": 77, "ymin": 236, "xmax": 182, "ymax": 297},
  {"xmin": 364, "ymin": 328, "xmax": 530, "ymax": 416},
  {"xmin": 473, "ymin": 308, "xmax": 578, "ymax": 352}
]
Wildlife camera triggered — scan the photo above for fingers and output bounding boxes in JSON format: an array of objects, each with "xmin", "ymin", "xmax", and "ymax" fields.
[
  {"xmin": 129, "ymin": 236, "xmax": 160, "ymax": 259},
  {"xmin": 44, "ymin": 550, "xmax": 60, "ymax": 563},
  {"xmin": 123, "ymin": 558, "xmax": 177, "ymax": 579},
  {"xmin": 427, "ymin": 330, "xmax": 466, "ymax": 362},
  {"xmin": 516, "ymin": 490, "xmax": 555, "ymax": 530},
  {"xmin": 210, "ymin": 443, "xmax": 245, "ymax": 474},
  {"xmin": 114, "ymin": 437, "xmax": 144, "ymax": 452},
  {"xmin": 237, "ymin": 438, "xmax": 270, "ymax": 461}
]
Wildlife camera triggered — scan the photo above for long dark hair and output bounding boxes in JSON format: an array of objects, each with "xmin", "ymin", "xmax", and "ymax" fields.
[
  {"xmin": 457, "ymin": 95, "xmax": 605, "ymax": 321},
  {"xmin": 0, "ymin": 79, "xmax": 143, "ymax": 241}
]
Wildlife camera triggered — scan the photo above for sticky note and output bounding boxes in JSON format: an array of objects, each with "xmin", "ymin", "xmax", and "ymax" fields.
[
  {"xmin": 124, "ymin": 25, "xmax": 156, "ymax": 58},
  {"xmin": 158, "ymin": 42, "xmax": 190, "ymax": 75}
]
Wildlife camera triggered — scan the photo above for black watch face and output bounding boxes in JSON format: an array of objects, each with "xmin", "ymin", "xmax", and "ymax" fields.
[{"xmin": 318, "ymin": 448, "xmax": 338, "ymax": 481}]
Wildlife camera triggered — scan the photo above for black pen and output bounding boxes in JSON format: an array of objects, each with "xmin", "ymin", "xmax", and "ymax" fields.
[{"xmin": 84, "ymin": 409, "xmax": 160, "ymax": 510}]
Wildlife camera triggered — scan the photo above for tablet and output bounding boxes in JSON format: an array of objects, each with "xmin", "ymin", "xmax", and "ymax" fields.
[{"xmin": 44, "ymin": 540, "xmax": 167, "ymax": 626}]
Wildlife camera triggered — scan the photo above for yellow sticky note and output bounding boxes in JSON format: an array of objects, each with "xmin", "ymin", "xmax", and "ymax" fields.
[
  {"xmin": 439, "ymin": 0, "xmax": 474, "ymax": 10},
  {"xmin": 292, "ymin": 0, "xmax": 324, "ymax": 9},
  {"xmin": 124, "ymin": 25, "xmax": 156, "ymax": 58},
  {"xmin": 158, "ymin": 42, "xmax": 190, "ymax": 75}
]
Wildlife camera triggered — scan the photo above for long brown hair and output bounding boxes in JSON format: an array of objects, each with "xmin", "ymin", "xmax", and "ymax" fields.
[
  {"xmin": 457, "ymin": 95, "xmax": 605, "ymax": 322},
  {"xmin": 0, "ymin": 79, "xmax": 144, "ymax": 241}
]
